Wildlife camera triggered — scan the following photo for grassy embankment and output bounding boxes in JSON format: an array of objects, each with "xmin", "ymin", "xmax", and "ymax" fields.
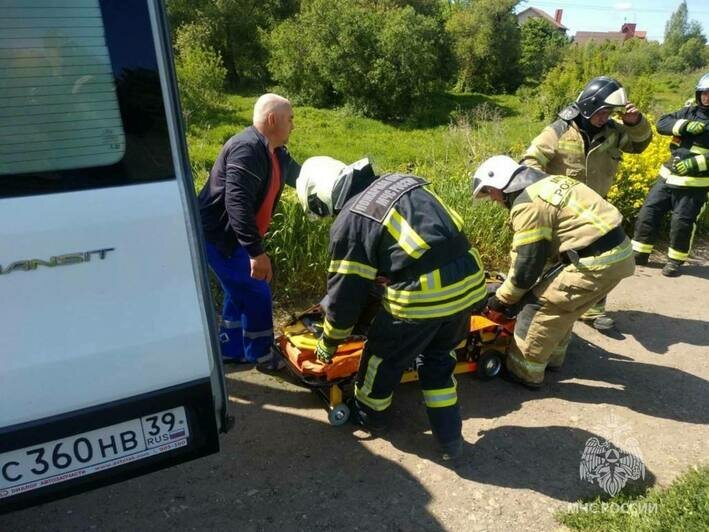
[
  {"xmin": 185, "ymin": 81, "xmax": 694, "ymax": 303},
  {"xmin": 187, "ymin": 92, "xmax": 542, "ymax": 302}
]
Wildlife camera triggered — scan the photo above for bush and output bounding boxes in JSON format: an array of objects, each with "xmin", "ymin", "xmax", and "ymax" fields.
[
  {"xmin": 268, "ymin": 0, "xmax": 448, "ymax": 120},
  {"xmin": 174, "ymin": 22, "xmax": 227, "ymax": 125}
]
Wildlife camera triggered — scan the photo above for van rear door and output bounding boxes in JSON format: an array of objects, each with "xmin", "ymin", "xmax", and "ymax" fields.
[{"xmin": 0, "ymin": 0, "xmax": 228, "ymax": 512}]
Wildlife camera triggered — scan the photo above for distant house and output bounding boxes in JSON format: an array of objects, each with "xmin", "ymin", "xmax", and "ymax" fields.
[
  {"xmin": 517, "ymin": 7, "xmax": 568, "ymax": 34},
  {"xmin": 575, "ymin": 23, "xmax": 647, "ymax": 45}
]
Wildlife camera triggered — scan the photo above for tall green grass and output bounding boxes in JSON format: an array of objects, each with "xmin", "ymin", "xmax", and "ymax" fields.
[{"xmin": 188, "ymin": 92, "xmax": 532, "ymax": 301}]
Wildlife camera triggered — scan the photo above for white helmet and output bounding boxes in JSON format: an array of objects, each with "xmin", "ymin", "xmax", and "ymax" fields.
[
  {"xmin": 471, "ymin": 155, "xmax": 523, "ymax": 198},
  {"xmin": 296, "ymin": 156, "xmax": 346, "ymax": 218},
  {"xmin": 296, "ymin": 156, "xmax": 374, "ymax": 218}
]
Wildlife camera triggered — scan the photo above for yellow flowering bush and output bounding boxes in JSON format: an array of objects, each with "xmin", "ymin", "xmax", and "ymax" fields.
[{"xmin": 607, "ymin": 121, "xmax": 671, "ymax": 225}]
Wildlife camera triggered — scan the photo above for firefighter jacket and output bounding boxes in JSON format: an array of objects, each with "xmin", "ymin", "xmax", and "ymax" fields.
[
  {"xmin": 497, "ymin": 171, "xmax": 631, "ymax": 306},
  {"xmin": 656, "ymin": 104, "xmax": 709, "ymax": 188},
  {"xmin": 522, "ymin": 110, "xmax": 652, "ymax": 197},
  {"xmin": 319, "ymin": 173, "xmax": 486, "ymax": 348}
]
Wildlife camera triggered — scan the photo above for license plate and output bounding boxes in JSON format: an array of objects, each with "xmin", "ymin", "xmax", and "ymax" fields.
[{"xmin": 0, "ymin": 406, "xmax": 189, "ymax": 499}]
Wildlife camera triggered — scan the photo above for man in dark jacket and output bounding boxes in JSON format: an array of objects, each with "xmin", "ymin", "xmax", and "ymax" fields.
[
  {"xmin": 296, "ymin": 156, "xmax": 487, "ymax": 461},
  {"xmin": 632, "ymin": 73, "xmax": 709, "ymax": 277},
  {"xmin": 198, "ymin": 94, "xmax": 300, "ymax": 362}
]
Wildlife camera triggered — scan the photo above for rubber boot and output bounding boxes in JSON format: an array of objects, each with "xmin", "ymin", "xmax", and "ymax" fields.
[
  {"xmin": 662, "ymin": 259, "xmax": 683, "ymax": 277},
  {"xmin": 633, "ymin": 251, "xmax": 649, "ymax": 266}
]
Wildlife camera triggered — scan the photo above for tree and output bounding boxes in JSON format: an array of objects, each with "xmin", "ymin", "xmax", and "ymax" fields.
[
  {"xmin": 446, "ymin": 0, "xmax": 521, "ymax": 93},
  {"xmin": 663, "ymin": 0, "xmax": 707, "ymax": 71},
  {"xmin": 268, "ymin": 0, "xmax": 450, "ymax": 119},
  {"xmin": 166, "ymin": 0, "xmax": 299, "ymax": 88},
  {"xmin": 519, "ymin": 17, "xmax": 569, "ymax": 85}
]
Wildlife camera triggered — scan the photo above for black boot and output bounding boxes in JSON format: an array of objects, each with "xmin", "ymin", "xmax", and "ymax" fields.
[
  {"xmin": 662, "ymin": 259, "xmax": 683, "ymax": 277},
  {"xmin": 633, "ymin": 251, "xmax": 649, "ymax": 266}
]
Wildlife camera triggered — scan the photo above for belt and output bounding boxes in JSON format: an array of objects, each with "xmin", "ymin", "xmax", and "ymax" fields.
[{"xmin": 563, "ymin": 225, "xmax": 626, "ymax": 263}]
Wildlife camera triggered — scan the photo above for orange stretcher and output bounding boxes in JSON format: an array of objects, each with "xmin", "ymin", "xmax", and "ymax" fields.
[{"xmin": 273, "ymin": 274, "xmax": 516, "ymax": 425}]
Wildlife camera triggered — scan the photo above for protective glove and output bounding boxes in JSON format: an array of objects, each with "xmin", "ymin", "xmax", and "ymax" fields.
[
  {"xmin": 485, "ymin": 294, "xmax": 508, "ymax": 313},
  {"xmin": 314, "ymin": 339, "xmax": 337, "ymax": 364},
  {"xmin": 674, "ymin": 154, "xmax": 709, "ymax": 176},
  {"xmin": 684, "ymin": 121, "xmax": 706, "ymax": 135}
]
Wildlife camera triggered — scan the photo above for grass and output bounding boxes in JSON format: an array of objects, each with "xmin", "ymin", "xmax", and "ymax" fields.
[
  {"xmin": 186, "ymin": 91, "xmax": 531, "ymax": 301},
  {"xmin": 557, "ymin": 465, "xmax": 709, "ymax": 531},
  {"xmin": 185, "ymin": 76, "xmax": 695, "ymax": 302}
]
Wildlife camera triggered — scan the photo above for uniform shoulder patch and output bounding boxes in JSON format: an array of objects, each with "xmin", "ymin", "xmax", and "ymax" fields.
[
  {"xmin": 535, "ymin": 175, "xmax": 579, "ymax": 207},
  {"xmin": 558, "ymin": 104, "xmax": 579, "ymax": 121},
  {"xmin": 551, "ymin": 119, "xmax": 570, "ymax": 138},
  {"xmin": 350, "ymin": 174, "xmax": 428, "ymax": 223}
]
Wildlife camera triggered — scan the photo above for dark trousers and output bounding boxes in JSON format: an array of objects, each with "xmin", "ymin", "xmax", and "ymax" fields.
[
  {"xmin": 633, "ymin": 178, "xmax": 708, "ymax": 261},
  {"xmin": 354, "ymin": 309, "xmax": 469, "ymax": 445}
]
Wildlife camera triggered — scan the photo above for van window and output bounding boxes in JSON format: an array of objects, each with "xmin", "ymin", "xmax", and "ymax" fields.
[{"xmin": 0, "ymin": 0, "xmax": 174, "ymax": 198}]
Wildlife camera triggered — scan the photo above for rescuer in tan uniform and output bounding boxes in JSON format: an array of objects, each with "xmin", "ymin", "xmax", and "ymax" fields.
[
  {"xmin": 521, "ymin": 77, "xmax": 651, "ymax": 330},
  {"xmin": 472, "ymin": 156, "xmax": 636, "ymax": 388}
]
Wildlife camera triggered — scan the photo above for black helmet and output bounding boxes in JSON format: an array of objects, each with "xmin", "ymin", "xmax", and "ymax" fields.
[
  {"xmin": 696, "ymin": 73, "xmax": 709, "ymax": 109},
  {"xmin": 576, "ymin": 77, "xmax": 628, "ymax": 119}
]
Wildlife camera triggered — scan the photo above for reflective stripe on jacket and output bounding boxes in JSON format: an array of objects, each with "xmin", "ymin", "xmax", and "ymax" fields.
[
  {"xmin": 656, "ymin": 104, "xmax": 709, "ymax": 188},
  {"xmin": 497, "ymin": 173, "xmax": 626, "ymax": 305},
  {"xmin": 522, "ymin": 116, "xmax": 652, "ymax": 197},
  {"xmin": 321, "ymin": 174, "xmax": 486, "ymax": 347}
]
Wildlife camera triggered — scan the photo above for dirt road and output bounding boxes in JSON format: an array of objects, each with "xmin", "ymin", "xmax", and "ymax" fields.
[{"xmin": 2, "ymin": 245, "xmax": 708, "ymax": 531}]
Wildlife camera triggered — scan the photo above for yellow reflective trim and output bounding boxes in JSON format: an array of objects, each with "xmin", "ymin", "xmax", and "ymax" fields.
[
  {"xmin": 631, "ymin": 240, "xmax": 653, "ymax": 254},
  {"xmin": 566, "ymin": 197, "xmax": 612, "ymax": 234},
  {"xmin": 328, "ymin": 259, "xmax": 377, "ymax": 280},
  {"xmin": 698, "ymin": 156, "xmax": 708, "ymax": 172},
  {"xmin": 322, "ymin": 318, "xmax": 353, "ymax": 340},
  {"xmin": 689, "ymin": 145, "xmax": 709, "ymax": 155},
  {"xmin": 512, "ymin": 226, "xmax": 552, "ymax": 248},
  {"xmin": 688, "ymin": 200, "xmax": 706, "ymax": 254},
  {"xmin": 558, "ymin": 140, "xmax": 584, "ymax": 154},
  {"xmin": 383, "ymin": 208, "xmax": 430, "ymax": 259},
  {"xmin": 525, "ymin": 144, "xmax": 550, "ymax": 166},
  {"xmin": 384, "ymin": 269, "xmax": 485, "ymax": 304},
  {"xmin": 355, "ymin": 357, "xmax": 392, "ymax": 412},
  {"xmin": 668, "ymin": 247, "xmax": 689, "ymax": 261},
  {"xmin": 673, "ymin": 119, "xmax": 688, "ymax": 136},
  {"xmin": 354, "ymin": 384, "xmax": 392, "ymax": 411},
  {"xmin": 433, "ymin": 269, "xmax": 442, "ymax": 289},
  {"xmin": 577, "ymin": 240, "xmax": 633, "ymax": 269},
  {"xmin": 660, "ymin": 166, "xmax": 709, "ymax": 187},
  {"xmin": 426, "ymin": 189, "xmax": 465, "ymax": 230},
  {"xmin": 507, "ymin": 352, "xmax": 546, "ymax": 371},
  {"xmin": 382, "ymin": 280, "xmax": 487, "ymax": 319},
  {"xmin": 422, "ymin": 385, "xmax": 458, "ymax": 408},
  {"xmin": 362, "ymin": 354, "xmax": 382, "ymax": 394}
]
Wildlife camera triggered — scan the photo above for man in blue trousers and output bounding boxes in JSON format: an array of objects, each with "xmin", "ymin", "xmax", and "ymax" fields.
[{"xmin": 198, "ymin": 94, "xmax": 300, "ymax": 362}]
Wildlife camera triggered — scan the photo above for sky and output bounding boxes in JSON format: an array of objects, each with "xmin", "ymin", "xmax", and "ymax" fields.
[{"xmin": 517, "ymin": 0, "xmax": 709, "ymax": 42}]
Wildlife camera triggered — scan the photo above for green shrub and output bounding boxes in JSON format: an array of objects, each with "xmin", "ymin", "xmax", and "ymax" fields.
[
  {"xmin": 607, "ymin": 120, "xmax": 670, "ymax": 227},
  {"xmin": 174, "ymin": 22, "xmax": 227, "ymax": 125},
  {"xmin": 268, "ymin": 0, "xmax": 448, "ymax": 120}
]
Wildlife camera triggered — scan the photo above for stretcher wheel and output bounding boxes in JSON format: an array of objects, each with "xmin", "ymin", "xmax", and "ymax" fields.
[
  {"xmin": 477, "ymin": 351, "xmax": 503, "ymax": 380},
  {"xmin": 328, "ymin": 403, "xmax": 350, "ymax": 426}
]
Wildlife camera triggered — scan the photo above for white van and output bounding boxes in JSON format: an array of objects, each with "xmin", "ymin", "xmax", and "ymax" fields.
[{"xmin": 0, "ymin": 0, "xmax": 229, "ymax": 512}]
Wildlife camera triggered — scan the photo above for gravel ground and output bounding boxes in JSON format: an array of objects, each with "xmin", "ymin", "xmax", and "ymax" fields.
[{"xmin": 2, "ymin": 243, "xmax": 707, "ymax": 531}]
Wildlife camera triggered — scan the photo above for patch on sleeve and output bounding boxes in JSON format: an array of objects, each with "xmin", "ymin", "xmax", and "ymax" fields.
[
  {"xmin": 536, "ymin": 175, "xmax": 579, "ymax": 207},
  {"xmin": 350, "ymin": 174, "xmax": 428, "ymax": 223}
]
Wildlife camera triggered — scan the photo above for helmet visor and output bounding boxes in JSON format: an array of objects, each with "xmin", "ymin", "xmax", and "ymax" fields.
[{"xmin": 472, "ymin": 176, "xmax": 489, "ymax": 198}]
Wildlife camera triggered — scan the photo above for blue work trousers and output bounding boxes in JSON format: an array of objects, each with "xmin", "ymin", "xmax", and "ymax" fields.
[{"xmin": 206, "ymin": 243, "xmax": 273, "ymax": 362}]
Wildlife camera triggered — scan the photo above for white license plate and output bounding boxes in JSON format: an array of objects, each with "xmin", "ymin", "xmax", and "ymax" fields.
[{"xmin": 0, "ymin": 406, "xmax": 189, "ymax": 499}]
